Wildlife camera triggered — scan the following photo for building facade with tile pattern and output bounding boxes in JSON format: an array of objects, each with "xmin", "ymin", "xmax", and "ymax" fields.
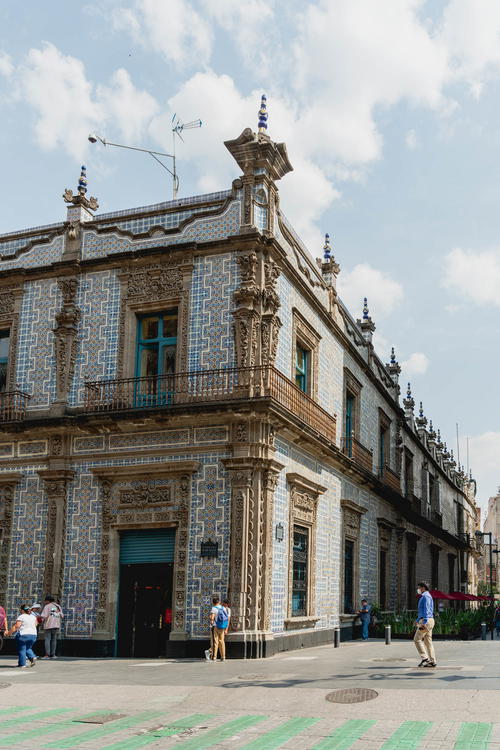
[{"xmin": 0, "ymin": 117, "xmax": 479, "ymax": 657}]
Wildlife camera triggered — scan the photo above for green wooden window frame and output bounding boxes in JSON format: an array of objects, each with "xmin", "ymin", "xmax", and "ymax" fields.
[{"xmin": 295, "ymin": 344, "xmax": 309, "ymax": 393}]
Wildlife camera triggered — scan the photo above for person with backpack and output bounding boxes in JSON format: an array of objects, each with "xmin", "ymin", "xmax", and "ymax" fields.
[
  {"xmin": 40, "ymin": 595, "xmax": 63, "ymax": 659},
  {"xmin": 212, "ymin": 599, "xmax": 230, "ymax": 662},
  {"xmin": 205, "ymin": 596, "xmax": 221, "ymax": 661}
]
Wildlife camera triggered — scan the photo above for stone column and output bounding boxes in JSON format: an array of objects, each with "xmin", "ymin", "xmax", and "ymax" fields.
[
  {"xmin": 38, "ymin": 469, "xmax": 74, "ymax": 602},
  {"xmin": 0, "ymin": 474, "xmax": 22, "ymax": 607}
]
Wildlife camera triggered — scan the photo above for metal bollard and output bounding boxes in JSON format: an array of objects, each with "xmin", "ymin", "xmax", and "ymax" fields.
[
  {"xmin": 385, "ymin": 624, "xmax": 391, "ymax": 645},
  {"xmin": 334, "ymin": 627, "xmax": 341, "ymax": 648},
  {"xmin": 481, "ymin": 622, "xmax": 487, "ymax": 640}
]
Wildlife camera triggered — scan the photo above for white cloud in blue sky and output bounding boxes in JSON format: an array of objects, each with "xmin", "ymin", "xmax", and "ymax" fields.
[{"xmin": 1, "ymin": 0, "xmax": 500, "ymax": 510}]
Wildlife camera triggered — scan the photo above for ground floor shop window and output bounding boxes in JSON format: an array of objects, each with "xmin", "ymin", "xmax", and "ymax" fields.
[{"xmin": 292, "ymin": 525, "xmax": 309, "ymax": 617}]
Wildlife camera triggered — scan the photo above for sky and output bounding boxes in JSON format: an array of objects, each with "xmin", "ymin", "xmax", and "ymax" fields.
[{"xmin": 1, "ymin": 0, "xmax": 500, "ymax": 516}]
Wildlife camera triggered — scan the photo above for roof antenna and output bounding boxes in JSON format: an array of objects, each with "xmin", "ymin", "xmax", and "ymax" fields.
[{"xmin": 171, "ymin": 114, "xmax": 202, "ymax": 199}]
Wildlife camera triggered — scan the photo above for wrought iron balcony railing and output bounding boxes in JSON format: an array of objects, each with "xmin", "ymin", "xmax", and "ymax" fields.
[
  {"xmin": 84, "ymin": 366, "xmax": 337, "ymax": 445},
  {"xmin": 0, "ymin": 390, "xmax": 30, "ymax": 421},
  {"xmin": 340, "ymin": 435, "xmax": 374, "ymax": 473}
]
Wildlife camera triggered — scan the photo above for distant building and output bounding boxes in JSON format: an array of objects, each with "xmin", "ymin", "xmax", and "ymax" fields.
[{"xmin": 0, "ymin": 98, "xmax": 480, "ymax": 657}]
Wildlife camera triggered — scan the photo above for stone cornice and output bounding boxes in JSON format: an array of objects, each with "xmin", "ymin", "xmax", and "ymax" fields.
[
  {"xmin": 91, "ymin": 461, "xmax": 200, "ymax": 481},
  {"xmin": 286, "ymin": 472, "xmax": 327, "ymax": 496},
  {"xmin": 341, "ymin": 498, "xmax": 368, "ymax": 515}
]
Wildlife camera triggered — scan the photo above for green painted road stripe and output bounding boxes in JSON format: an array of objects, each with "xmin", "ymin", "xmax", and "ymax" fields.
[
  {"xmin": 454, "ymin": 722, "xmax": 492, "ymax": 749},
  {"xmin": 99, "ymin": 714, "xmax": 215, "ymax": 750},
  {"xmin": 0, "ymin": 712, "xmax": 119, "ymax": 746},
  {"xmin": 380, "ymin": 721, "xmax": 432, "ymax": 749},
  {"xmin": 240, "ymin": 717, "xmax": 320, "ymax": 749},
  {"xmin": 0, "ymin": 710, "xmax": 71, "ymax": 730},
  {"xmin": 312, "ymin": 719, "xmax": 376, "ymax": 749},
  {"xmin": 169, "ymin": 715, "xmax": 268, "ymax": 750},
  {"xmin": 0, "ymin": 708, "xmax": 34, "ymax": 717},
  {"xmin": 42, "ymin": 712, "xmax": 163, "ymax": 749}
]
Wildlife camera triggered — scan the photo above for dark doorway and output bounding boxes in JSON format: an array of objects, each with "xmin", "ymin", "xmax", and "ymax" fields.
[{"xmin": 117, "ymin": 529, "xmax": 175, "ymax": 657}]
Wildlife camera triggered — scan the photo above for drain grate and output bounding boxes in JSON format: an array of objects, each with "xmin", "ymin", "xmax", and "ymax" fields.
[
  {"xmin": 326, "ymin": 688, "xmax": 379, "ymax": 704},
  {"xmin": 74, "ymin": 714, "xmax": 126, "ymax": 724},
  {"xmin": 0, "ymin": 683, "xmax": 10, "ymax": 689}
]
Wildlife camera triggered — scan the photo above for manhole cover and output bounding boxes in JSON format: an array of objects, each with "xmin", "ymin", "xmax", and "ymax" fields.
[
  {"xmin": 74, "ymin": 714, "xmax": 125, "ymax": 724},
  {"xmin": 326, "ymin": 688, "xmax": 379, "ymax": 704},
  {"xmin": 372, "ymin": 658, "xmax": 408, "ymax": 662},
  {"xmin": 0, "ymin": 683, "xmax": 10, "ymax": 689}
]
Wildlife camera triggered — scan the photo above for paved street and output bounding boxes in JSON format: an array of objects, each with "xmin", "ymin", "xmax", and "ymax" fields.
[{"xmin": 0, "ymin": 639, "xmax": 500, "ymax": 748}]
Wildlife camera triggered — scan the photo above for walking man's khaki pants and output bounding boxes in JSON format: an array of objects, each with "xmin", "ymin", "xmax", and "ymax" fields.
[
  {"xmin": 213, "ymin": 627, "xmax": 226, "ymax": 660},
  {"xmin": 414, "ymin": 617, "xmax": 436, "ymax": 663}
]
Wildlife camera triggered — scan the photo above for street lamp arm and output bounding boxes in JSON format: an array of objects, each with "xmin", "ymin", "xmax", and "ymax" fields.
[{"xmin": 90, "ymin": 135, "xmax": 174, "ymax": 159}]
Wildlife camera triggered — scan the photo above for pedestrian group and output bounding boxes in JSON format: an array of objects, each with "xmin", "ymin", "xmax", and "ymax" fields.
[{"xmin": 0, "ymin": 595, "xmax": 63, "ymax": 668}]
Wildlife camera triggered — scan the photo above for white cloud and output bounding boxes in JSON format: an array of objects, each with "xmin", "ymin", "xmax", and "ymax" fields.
[
  {"xmin": 97, "ymin": 68, "xmax": 159, "ymax": 144},
  {"xmin": 11, "ymin": 43, "xmax": 162, "ymax": 161},
  {"xmin": 443, "ymin": 247, "xmax": 500, "ymax": 306},
  {"xmin": 0, "ymin": 51, "xmax": 13, "ymax": 77},
  {"xmin": 17, "ymin": 43, "xmax": 102, "ymax": 159},
  {"xmin": 401, "ymin": 351, "xmax": 429, "ymax": 376},
  {"xmin": 405, "ymin": 129, "xmax": 418, "ymax": 149},
  {"xmin": 337, "ymin": 263, "xmax": 404, "ymax": 321},
  {"xmin": 113, "ymin": 0, "xmax": 212, "ymax": 67}
]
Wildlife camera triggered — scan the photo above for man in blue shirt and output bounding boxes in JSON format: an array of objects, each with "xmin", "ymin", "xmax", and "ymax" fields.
[
  {"xmin": 357, "ymin": 599, "xmax": 371, "ymax": 641},
  {"xmin": 414, "ymin": 581, "xmax": 436, "ymax": 667}
]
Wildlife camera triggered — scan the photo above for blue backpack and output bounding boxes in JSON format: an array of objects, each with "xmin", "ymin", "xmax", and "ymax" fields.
[{"xmin": 215, "ymin": 606, "xmax": 229, "ymax": 629}]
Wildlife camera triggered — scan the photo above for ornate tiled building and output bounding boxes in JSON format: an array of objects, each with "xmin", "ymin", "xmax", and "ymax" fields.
[{"xmin": 0, "ymin": 99, "xmax": 479, "ymax": 657}]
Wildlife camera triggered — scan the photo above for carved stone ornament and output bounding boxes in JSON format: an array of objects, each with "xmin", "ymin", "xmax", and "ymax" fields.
[
  {"xmin": 63, "ymin": 188, "xmax": 99, "ymax": 212},
  {"xmin": 0, "ymin": 285, "xmax": 22, "ymax": 391},
  {"xmin": 127, "ymin": 265, "xmax": 183, "ymax": 298},
  {"xmin": 119, "ymin": 484, "xmax": 171, "ymax": 507},
  {"xmin": 236, "ymin": 253, "xmax": 258, "ymax": 283},
  {"xmin": 52, "ymin": 277, "xmax": 80, "ymax": 404}
]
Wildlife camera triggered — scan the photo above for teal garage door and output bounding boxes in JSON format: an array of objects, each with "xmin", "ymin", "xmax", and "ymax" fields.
[{"xmin": 119, "ymin": 529, "xmax": 176, "ymax": 564}]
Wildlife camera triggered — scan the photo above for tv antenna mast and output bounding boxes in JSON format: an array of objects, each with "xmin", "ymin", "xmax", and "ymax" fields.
[
  {"xmin": 171, "ymin": 115, "xmax": 202, "ymax": 199},
  {"xmin": 88, "ymin": 114, "xmax": 202, "ymax": 200}
]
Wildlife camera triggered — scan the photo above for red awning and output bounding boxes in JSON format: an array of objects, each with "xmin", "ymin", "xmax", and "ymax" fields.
[
  {"xmin": 429, "ymin": 589, "xmax": 454, "ymax": 600},
  {"xmin": 450, "ymin": 591, "xmax": 480, "ymax": 601}
]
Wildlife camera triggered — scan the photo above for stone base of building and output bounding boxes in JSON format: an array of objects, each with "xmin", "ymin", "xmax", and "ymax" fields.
[{"xmin": 1, "ymin": 627, "xmax": 358, "ymax": 659}]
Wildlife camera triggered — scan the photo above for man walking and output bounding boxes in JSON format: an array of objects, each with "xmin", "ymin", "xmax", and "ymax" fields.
[
  {"xmin": 357, "ymin": 599, "xmax": 371, "ymax": 641},
  {"xmin": 205, "ymin": 596, "xmax": 220, "ymax": 661},
  {"xmin": 40, "ymin": 595, "xmax": 63, "ymax": 659},
  {"xmin": 414, "ymin": 581, "xmax": 436, "ymax": 667}
]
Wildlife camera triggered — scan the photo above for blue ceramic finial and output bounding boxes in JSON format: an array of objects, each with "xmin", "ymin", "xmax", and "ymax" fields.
[
  {"xmin": 323, "ymin": 233, "xmax": 331, "ymax": 260},
  {"xmin": 419, "ymin": 401, "xmax": 424, "ymax": 418},
  {"xmin": 258, "ymin": 94, "xmax": 268, "ymax": 133},
  {"xmin": 78, "ymin": 165, "xmax": 88, "ymax": 196},
  {"xmin": 363, "ymin": 297, "xmax": 369, "ymax": 320},
  {"xmin": 390, "ymin": 347, "xmax": 396, "ymax": 364}
]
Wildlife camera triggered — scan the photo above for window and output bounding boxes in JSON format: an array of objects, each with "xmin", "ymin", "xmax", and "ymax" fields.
[
  {"xmin": 295, "ymin": 344, "xmax": 309, "ymax": 393},
  {"xmin": 344, "ymin": 539, "xmax": 354, "ymax": 613},
  {"xmin": 407, "ymin": 554, "xmax": 416, "ymax": 609},
  {"xmin": 135, "ymin": 311, "xmax": 178, "ymax": 406},
  {"xmin": 404, "ymin": 449, "xmax": 414, "ymax": 498},
  {"xmin": 136, "ymin": 311, "xmax": 178, "ymax": 379},
  {"xmin": 379, "ymin": 425, "xmax": 388, "ymax": 472},
  {"xmin": 291, "ymin": 310, "xmax": 320, "ymax": 400},
  {"xmin": 0, "ymin": 330, "xmax": 9, "ymax": 392},
  {"xmin": 345, "ymin": 394, "xmax": 355, "ymax": 457},
  {"xmin": 448, "ymin": 555, "xmax": 456, "ymax": 593},
  {"xmin": 292, "ymin": 526, "xmax": 309, "ymax": 617}
]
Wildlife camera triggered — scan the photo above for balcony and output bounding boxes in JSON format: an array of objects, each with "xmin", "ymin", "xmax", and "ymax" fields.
[
  {"xmin": 84, "ymin": 366, "xmax": 337, "ymax": 445},
  {"xmin": 378, "ymin": 464, "xmax": 401, "ymax": 494},
  {"xmin": 0, "ymin": 390, "xmax": 30, "ymax": 421},
  {"xmin": 340, "ymin": 435, "xmax": 374, "ymax": 473}
]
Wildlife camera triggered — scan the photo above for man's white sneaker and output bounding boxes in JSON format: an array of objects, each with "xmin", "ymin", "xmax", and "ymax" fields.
[{"xmin": 204, "ymin": 650, "xmax": 211, "ymax": 661}]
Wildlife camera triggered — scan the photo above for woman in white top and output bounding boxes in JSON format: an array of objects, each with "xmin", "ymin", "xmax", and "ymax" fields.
[{"xmin": 5, "ymin": 605, "xmax": 38, "ymax": 668}]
